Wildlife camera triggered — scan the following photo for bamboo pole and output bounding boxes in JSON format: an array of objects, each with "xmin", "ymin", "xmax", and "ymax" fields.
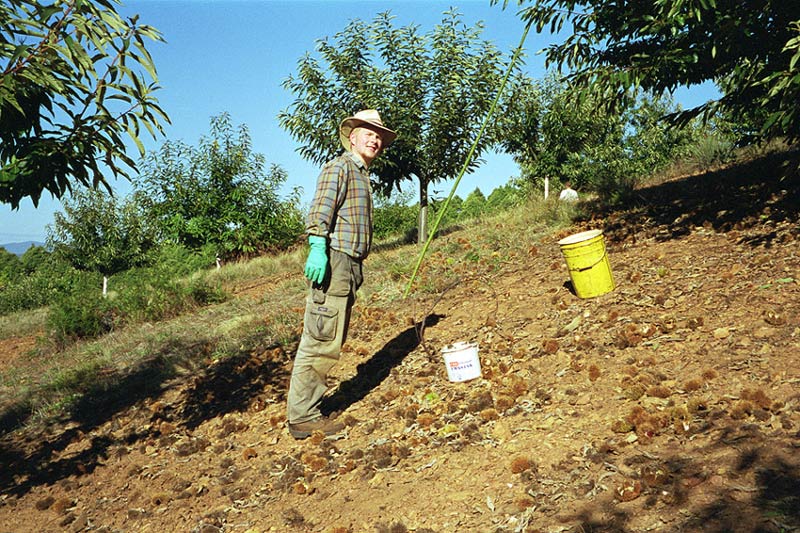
[{"xmin": 403, "ymin": 21, "xmax": 532, "ymax": 298}]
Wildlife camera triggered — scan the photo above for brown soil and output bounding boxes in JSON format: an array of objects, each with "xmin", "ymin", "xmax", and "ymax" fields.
[
  {"xmin": 1, "ymin": 150, "xmax": 799, "ymax": 532},
  {"xmin": 0, "ymin": 335, "xmax": 37, "ymax": 370}
]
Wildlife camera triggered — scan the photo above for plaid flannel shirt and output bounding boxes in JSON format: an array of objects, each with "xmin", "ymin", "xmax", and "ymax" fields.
[{"xmin": 306, "ymin": 151, "xmax": 373, "ymax": 260}]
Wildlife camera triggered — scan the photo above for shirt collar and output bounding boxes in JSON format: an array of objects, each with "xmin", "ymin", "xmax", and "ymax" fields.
[{"xmin": 345, "ymin": 150, "xmax": 368, "ymax": 170}]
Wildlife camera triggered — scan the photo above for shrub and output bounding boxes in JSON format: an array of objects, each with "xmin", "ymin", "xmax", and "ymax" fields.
[
  {"xmin": 687, "ymin": 134, "xmax": 736, "ymax": 171},
  {"xmin": 0, "ymin": 248, "xmax": 22, "ymax": 284},
  {"xmin": 461, "ymin": 188, "xmax": 487, "ymax": 219},
  {"xmin": 486, "ymin": 180, "xmax": 528, "ymax": 212},
  {"xmin": 153, "ymin": 243, "xmax": 217, "ymax": 276},
  {"xmin": 112, "ymin": 261, "xmax": 227, "ymax": 325},
  {"xmin": 429, "ymin": 195, "xmax": 464, "ymax": 229},
  {"xmin": 186, "ymin": 275, "xmax": 227, "ymax": 306},
  {"xmin": 47, "ymin": 273, "xmax": 112, "ymax": 345},
  {"xmin": 44, "ymin": 250, "xmax": 227, "ymax": 345},
  {"xmin": 373, "ymin": 191, "xmax": 419, "ymax": 240},
  {"xmin": 112, "ymin": 267, "xmax": 184, "ymax": 324},
  {"xmin": 0, "ymin": 258, "xmax": 84, "ymax": 315}
]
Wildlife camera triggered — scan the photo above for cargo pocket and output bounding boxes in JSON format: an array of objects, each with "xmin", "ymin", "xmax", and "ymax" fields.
[{"xmin": 306, "ymin": 304, "xmax": 339, "ymax": 342}]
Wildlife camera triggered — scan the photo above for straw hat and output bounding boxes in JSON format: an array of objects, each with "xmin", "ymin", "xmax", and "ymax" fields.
[{"xmin": 339, "ymin": 109, "xmax": 397, "ymax": 151}]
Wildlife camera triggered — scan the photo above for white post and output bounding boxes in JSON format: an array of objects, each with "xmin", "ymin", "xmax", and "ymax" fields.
[
  {"xmin": 544, "ymin": 176, "xmax": 549, "ymax": 200},
  {"xmin": 216, "ymin": 256, "xmax": 221, "ymax": 270},
  {"xmin": 102, "ymin": 276, "xmax": 108, "ymax": 298},
  {"xmin": 418, "ymin": 207, "xmax": 428, "ymax": 245}
]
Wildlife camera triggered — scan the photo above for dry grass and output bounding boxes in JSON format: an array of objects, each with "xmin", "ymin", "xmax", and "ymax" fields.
[{"xmin": 0, "ymin": 307, "xmax": 47, "ymax": 340}]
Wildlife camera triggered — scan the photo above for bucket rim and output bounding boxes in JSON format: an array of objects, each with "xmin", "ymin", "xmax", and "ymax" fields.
[
  {"xmin": 441, "ymin": 341, "xmax": 478, "ymax": 354},
  {"xmin": 558, "ymin": 228, "xmax": 603, "ymax": 246}
]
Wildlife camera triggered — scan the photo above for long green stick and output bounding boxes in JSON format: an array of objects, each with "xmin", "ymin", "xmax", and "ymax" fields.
[{"xmin": 403, "ymin": 21, "xmax": 532, "ymax": 299}]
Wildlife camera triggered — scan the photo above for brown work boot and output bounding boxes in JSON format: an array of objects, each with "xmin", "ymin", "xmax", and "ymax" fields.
[{"xmin": 288, "ymin": 416, "xmax": 345, "ymax": 439}]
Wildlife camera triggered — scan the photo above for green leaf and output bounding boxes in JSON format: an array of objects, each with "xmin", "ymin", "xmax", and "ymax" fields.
[
  {"xmin": 8, "ymin": 44, "xmax": 30, "ymax": 68},
  {"xmin": 0, "ymin": 0, "xmax": 168, "ymax": 207},
  {"xmin": 789, "ymin": 49, "xmax": 800, "ymax": 71},
  {"xmin": 127, "ymin": 126, "xmax": 145, "ymax": 154},
  {"xmin": 423, "ymin": 392, "xmax": 440, "ymax": 404}
]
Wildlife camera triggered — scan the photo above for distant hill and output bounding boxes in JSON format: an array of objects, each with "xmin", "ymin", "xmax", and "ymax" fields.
[{"xmin": 0, "ymin": 241, "xmax": 45, "ymax": 256}]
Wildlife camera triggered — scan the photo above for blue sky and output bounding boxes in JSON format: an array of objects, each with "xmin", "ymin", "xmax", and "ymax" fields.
[{"xmin": 0, "ymin": 0, "xmax": 718, "ymax": 244}]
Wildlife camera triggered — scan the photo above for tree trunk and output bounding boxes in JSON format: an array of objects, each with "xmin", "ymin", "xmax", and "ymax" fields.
[{"xmin": 417, "ymin": 178, "xmax": 429, "ymax": 245}]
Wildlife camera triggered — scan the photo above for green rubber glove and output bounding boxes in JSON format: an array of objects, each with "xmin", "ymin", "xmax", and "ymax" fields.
[{"xmin": 304, "ymin": 235, "xmax": 328, "ymax": 284}]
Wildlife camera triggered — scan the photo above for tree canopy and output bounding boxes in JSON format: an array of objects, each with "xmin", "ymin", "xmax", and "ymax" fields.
[
  {"xmin": 0, "ymin": 0, "xmax": 169, "ymax": 208},
  {"xmin": 499, "ymin": 73, "xmax": 699, "ymax": 202},
  {"xmin": 48, "ymin": 188, "xmax": 158, "ymax": 277},
  {"xmin": 496, "ymin": 0, "xmax": 800, "ymax": 143},
  {"xmin": 279, "ymin": 10, "xmax": 520, "ymax": 241},
  {"xmin": 0, "ymin": 247, "xmax": 21, "ymax": 288},
  {"xmin": 135, "ymin": 113, "xmax": 303, "ymax": 259}
]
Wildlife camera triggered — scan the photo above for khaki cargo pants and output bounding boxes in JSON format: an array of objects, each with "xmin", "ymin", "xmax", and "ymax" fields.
[{"xmin": 287, "ymin": 248, "xmax": 363, "ymax": 424}]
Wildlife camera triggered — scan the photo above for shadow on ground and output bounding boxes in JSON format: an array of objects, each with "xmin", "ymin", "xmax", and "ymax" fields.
[
  {"xmin": 0, "ymin": 335, "xmax": 291, "ymax": 498},
  {"xmin": 585, "ymin": 148, "xmax": 800, "ymax": 247},
  {"xmin": 320, "ymin": 314, "xmax": 443, "ymax": 416},
  {"xmin": 568, "ymin": 418, "xmax": 800, "ymax": 532}
]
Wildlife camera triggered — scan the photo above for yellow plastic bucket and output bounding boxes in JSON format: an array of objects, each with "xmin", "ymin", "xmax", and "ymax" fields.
[{"xmin": 557, "ymin": 229, "xmax": 615, "ymax": 298}]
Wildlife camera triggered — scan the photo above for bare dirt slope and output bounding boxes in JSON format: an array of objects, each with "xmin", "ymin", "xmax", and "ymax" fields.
[{"xmin": 1, "ymin": 150, "xmax": 799, "ymax": 533}]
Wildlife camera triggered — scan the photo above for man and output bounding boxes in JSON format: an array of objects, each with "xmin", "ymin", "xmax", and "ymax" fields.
[
  {"xmin": 558, "ymin": 181, "xmax": 579, "ymax": 202},
  {"xmin": 286, "ymin": 109, "xmax": 397, "ymax": 439}
]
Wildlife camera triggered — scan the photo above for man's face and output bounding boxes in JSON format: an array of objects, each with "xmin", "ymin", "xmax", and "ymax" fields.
[{"xmin": 349, "ymin": 126, "xmax": 384, "ymax": 166}]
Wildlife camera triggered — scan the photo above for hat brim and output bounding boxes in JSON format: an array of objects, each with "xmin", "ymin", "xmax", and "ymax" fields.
[{"xmin": 339, "ymin": 118, "xmax": 397, "ymax": 152}]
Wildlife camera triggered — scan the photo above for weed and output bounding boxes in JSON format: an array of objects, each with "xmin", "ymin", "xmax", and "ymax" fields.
[{"xmin": 688, "ymin": 134, "xmax": 736, "ymax": 171}]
